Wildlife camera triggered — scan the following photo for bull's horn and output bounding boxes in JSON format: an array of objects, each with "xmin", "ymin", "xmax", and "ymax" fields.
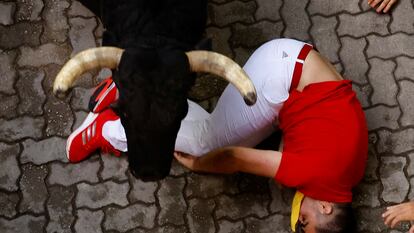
[
  {"xmin": 186, "ymin": 51, "xmax": 257, "ymax": 105},
  {"xmin": 53, "ymin": 47, "xmax": 124, "ymax": 98}
]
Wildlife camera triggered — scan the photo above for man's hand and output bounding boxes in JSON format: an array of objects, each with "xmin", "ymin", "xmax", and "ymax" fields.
[
  {"xmin": 174, "ymin": 152, "xmax": 199, "ymax": 171},
  {"xmin": 382, "ymin": 201, "xmax": 414, "ymax": 231},
  {"xmin": 368, "ymin": 0, "xmax": 398, "ymax": 13}
]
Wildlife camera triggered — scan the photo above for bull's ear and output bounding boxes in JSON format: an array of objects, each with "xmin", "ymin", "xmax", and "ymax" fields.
[{"xmin": 194, "ymin": 37, "xmax": 212, "ymax": 51}]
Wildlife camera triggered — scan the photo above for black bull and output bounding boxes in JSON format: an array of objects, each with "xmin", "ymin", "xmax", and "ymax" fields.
[{"xmin": 53, "ymin": 0, "xmax": 256, "ymax": 181}]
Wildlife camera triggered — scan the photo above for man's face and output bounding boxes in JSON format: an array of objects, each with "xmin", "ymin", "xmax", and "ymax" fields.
[{"xmin": 296, "ymin": 197, "xmax": 320, "ymax": 233}]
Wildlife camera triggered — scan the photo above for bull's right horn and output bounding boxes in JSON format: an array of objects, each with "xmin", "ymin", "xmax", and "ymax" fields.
[
  {"xmin": 53, "ymin": 47, "xmax": 124, "ymax": 98},
  {"xmin": 186, "ymin": 51, "xmax": 257, "ymax": 105}
]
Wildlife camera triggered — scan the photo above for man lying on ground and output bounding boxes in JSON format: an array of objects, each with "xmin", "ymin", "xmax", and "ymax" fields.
[{"xmin": 67, "ymin": 38, "xmax": 368, "ymax": 233}]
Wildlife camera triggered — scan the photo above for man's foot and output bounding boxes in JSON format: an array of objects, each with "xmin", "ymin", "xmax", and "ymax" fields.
[
  {"xmin": 67, "ymin": 108, "xmax": 121, "ymax": 163},
  {"xmin": 89, "ymin": 77, "xmax": 119, "ymax": 113}
]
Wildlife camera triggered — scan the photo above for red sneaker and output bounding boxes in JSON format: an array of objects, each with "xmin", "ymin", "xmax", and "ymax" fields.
[
  {"xmin": 67, "ymin": 108, "xmax": 121, "ymax": 163},
  {"xmin": 89, "ymin": 77, "xmax": 119, "ymax": 113}
]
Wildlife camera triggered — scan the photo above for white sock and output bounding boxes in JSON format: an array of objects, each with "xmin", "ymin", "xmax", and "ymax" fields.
[{"xmin": 102, "ymin": 119, "xmax": 128, "ymax": 152}]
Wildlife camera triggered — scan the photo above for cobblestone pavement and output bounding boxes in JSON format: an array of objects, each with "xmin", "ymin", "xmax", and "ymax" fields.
[{"xmin": 1, "ymin": 0, "xmax": 414, "ymax": 232}]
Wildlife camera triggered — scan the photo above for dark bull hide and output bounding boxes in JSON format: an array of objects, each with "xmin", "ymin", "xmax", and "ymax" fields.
[{"xmin": 53, "ymin": 0, "xmax": 257, "ymax": 182}]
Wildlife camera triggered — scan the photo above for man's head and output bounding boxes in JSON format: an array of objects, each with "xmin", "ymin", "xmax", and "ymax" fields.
[{"xmin": 295, "ymin": 196, "xmax": 356, "ymax": 233}]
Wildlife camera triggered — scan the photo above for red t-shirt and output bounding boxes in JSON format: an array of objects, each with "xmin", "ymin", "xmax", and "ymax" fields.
[{"xmin": 275, "ymin": 80, "xmax": 368, "ymax": 203}]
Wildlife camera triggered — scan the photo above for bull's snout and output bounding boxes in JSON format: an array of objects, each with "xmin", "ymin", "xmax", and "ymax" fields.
[{"xmin": 130, "ymin": 166, "xmax": 170, "ymax": 182}]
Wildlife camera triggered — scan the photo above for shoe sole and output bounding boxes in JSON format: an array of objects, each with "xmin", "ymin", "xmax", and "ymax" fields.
[
  {"xmin": 66, "ymin": 112, "xmax": 99, "ymax": 161},
  {"xmin": 93, "ymin": 82, "xmax": 117, "ymax": 113}
]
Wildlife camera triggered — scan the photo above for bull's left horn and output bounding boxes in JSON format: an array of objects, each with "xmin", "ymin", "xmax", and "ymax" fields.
[
  {"xmin": 186, "ymin": 51, "xmax": 257, "ymax": 105},
  {"xmin": 53, "ymin": 47, "xmax": 124, "ymax": 98}
]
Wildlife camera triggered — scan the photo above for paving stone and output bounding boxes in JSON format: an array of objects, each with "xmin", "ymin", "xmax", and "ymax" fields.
[
  {"xmin": 209, "ymin": 1, "xmax": 255, "ymax": 27},
  {"xmin": 218, "ymin": 219, "xmax": 244, "ymax": 233},
  {"xmin": 21, "ymin": 137, "xmax": 66, "ymax": 165},
  {"xmin": 245, "ymin": 215, "xmax": 289, "ymax": 233},
  {"xmin": 398, "ymin": 80, "xmax": 414, "ymax": 126},
  {"xmin": 42, "ymin": 63, "xmax": 65, "ymax": 93},
  {"xmin": 101, "ymin": 154, "xmax": 129, "ymax": 181},
  {"xmin": 356, "ymin": 207, "xmax": 387, "ymax": 232},
  {"xmin": 0, "ymin": 2, "xmax": 15, "ymax": 25},
  {"xmin": 206, "ymin": 26, "xmax": 232, "ymax": 57},
  {"xmin": 16, "ymin": 69, "xmax": 46, "ymax": 116},
  {"xmin": 367, "ymin": 33, "xmax": 414, "ymax": 58},
  {"xmin": 255, "ymin": 0, "xmax": 282, "ymax": 21},
  {"xmin": 169, "ymin": 159, "xmax": 187, "ymax": 176},
  {"xmin": 76, "ymin": 180, "xmax": 129, "ymax": 209},
  {"xmin": 0, "ymin": 143, "xmax": 20, "ymax": 192},
  {"xmin": 368, "ymin": 58, "xmax": 398, "ymax": 106},
  {"xmin": 44, "ymin": 96, "xmax": 74, "ymax": 137},
  {"xmin": 18, "ymin": 43, "xmax": 70, "ymax": 67},
  {"xmin": 390, "ymin": 0, "xmax": 414, "ymax": 33},
  {"xmin": 231, "ymin": 21, "xmax": 284, "ymax": 48},
  {"xmin": 281, "ymin": 0, "xmax": 311, "ymax": 41},
  {"xmin": 130, "ymin": 226, "xmax": 188, "ymax": 233},
  {"xmin": 69, "ymin": 17, "xmax": 97, "ymax": 55},
  {"xmin": 0, "ymin": 192, "xmax": 19, "ymax": 218},
  {"xmin": 310, "ymin": 15, "xmax": 339, "ymax": 63},
  {"xmin": 186, "ymin": 173, "xmax": 238, "ymax": 198},
  {"xmin": 364, "ymin": 144, "xmax": 379, "ymax": 181},
  {"xmin": 104, "ymin": 203, "xmax": 157, "ymax": 231},
  {"xmin": 42, "ymin": 0, "xmax": 70, "ymax": 43},
  {"xmin": 75, "ymin": 209, "xmax": 104, "ymax": 233},
  {"xmin": 73, "ymin": 111, "xmax": 88, "ymax": 131},
  {"xmin": 380, "ymin": 156, "xmax": 409, "ymax": 203},
  {"xmin": 49, "ymin": 159, "xmax": 99, "ymax": 186},
  {"xmin": 95, "ymin": 20, "xmax": 104, "ymax": 40},
  {"xmin": 338, "ymin": 12, "xmax": 390, "ymax": 37},
  {"xmin": 364, "ymin": 105, "xmax": 400, "ymax": 130},
  {"xmin": 409, "ymin": 177, "xmax": 414, "ymax": 200},
  {"xmin": 233, "ymin": 46, "xmax": 255, "ymax": 67},
  {"xmin": 407, "ymin": 153, "xmax": 414, "ymax": 177},
  {"xmin": 71, "ymin": 87, "xmax": 94, "ymax": 111},
  {"xmin": 269, "ymin": 181, "xmax": 292, "ymax": 215},
  {"xmin": 215, "ymin": 193, "xmax": 269, "ymax": 219},
  {"xmin": 396, "ymin": 57, "xmax": 414, "ymax": 81},
  {"xmin": 69, "ymin": 0, "xmax": 95, "ymax": 17},
  {"xmin": 308, "ymin": 0, "xmax": 360, "ymax": 15},
  {"xmin": 352, "ymin": 83, "xmax": 371, "ymax": 108},
  {"xmin": 128, "ymin": 175, "xmax": 157, "ymax": 204},
  {"xmin": 0, "ymin": 215, "xmax": 46, "ymax": 233},
  {"xmin": 353, "ymin": 182, "xmax": 381, "ymax": 207},
  {"xmin": 158, "ymin": 177, "xmax": 186, "ymax": 225},
  {"xmin": 0, "ymin": 50, "xmax": 17, "ymax": 95},
  {"xmin": 15, "ymin": 0, "xmax": 44, "ymax": 21},
  {"xmin": 189, "ymin": 74, "xmax": 227, "ymax": 101},
  {"xmin": 19, "ymin": 164, "xmax": 48, "ymax": 214},
  {"xmin": 0, "ymin": 94, "xmax": 18, "ymax": 119},
  {"xmin": 339, "ymin": 37, "xmax": 368, "ymax": 84},
  {"xmin": 0, "ymin": 22, "xmax": 42, "ymax": 49},
  {"xmin": 46, "ymin": 186, "xmax": 75, "ymax": 233},
  {"xmin": 377, "ymin": 129, "xmax": 414, "ymax": 154},
  {"xmin": 0, "ymin": 117, "xmax": 44, "ymax": 142},
  {"xmin": 186, "ymin": 199, "xmax": 215, "ymax": 233}
]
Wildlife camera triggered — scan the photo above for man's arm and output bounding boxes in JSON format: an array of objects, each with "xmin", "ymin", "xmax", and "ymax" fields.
[{"xmin": 174, "ymin": 146, "xmax": 282, "ymax": 178}]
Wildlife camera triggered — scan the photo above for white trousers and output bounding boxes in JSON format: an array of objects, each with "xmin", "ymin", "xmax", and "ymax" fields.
[{"xmin": 102, "ymin": 38, "xmax": 307, "ymax": 156}]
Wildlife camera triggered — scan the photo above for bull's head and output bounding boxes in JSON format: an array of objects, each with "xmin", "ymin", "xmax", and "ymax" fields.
[{"xmin": 53, "ymin": 47, "xmax": 257, "ymax": 181}]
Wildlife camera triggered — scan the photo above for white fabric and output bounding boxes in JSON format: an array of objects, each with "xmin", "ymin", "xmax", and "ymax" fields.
[
  {"xmin": 102, "ymin": 119, "xmax": 128, "ymax": 152},
  {"xmin": 103, "ymin": 38, "xmax": 307, "ymax": 156}
]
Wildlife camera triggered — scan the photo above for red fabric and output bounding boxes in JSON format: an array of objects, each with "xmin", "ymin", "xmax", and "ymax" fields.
[
  {"xmin": 275, "ymin": 80, "xmax": 368, "ymax": 203},
  {"xmin": 290, "ymin": 44, "xmax": 313, "ymax": 92}
]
